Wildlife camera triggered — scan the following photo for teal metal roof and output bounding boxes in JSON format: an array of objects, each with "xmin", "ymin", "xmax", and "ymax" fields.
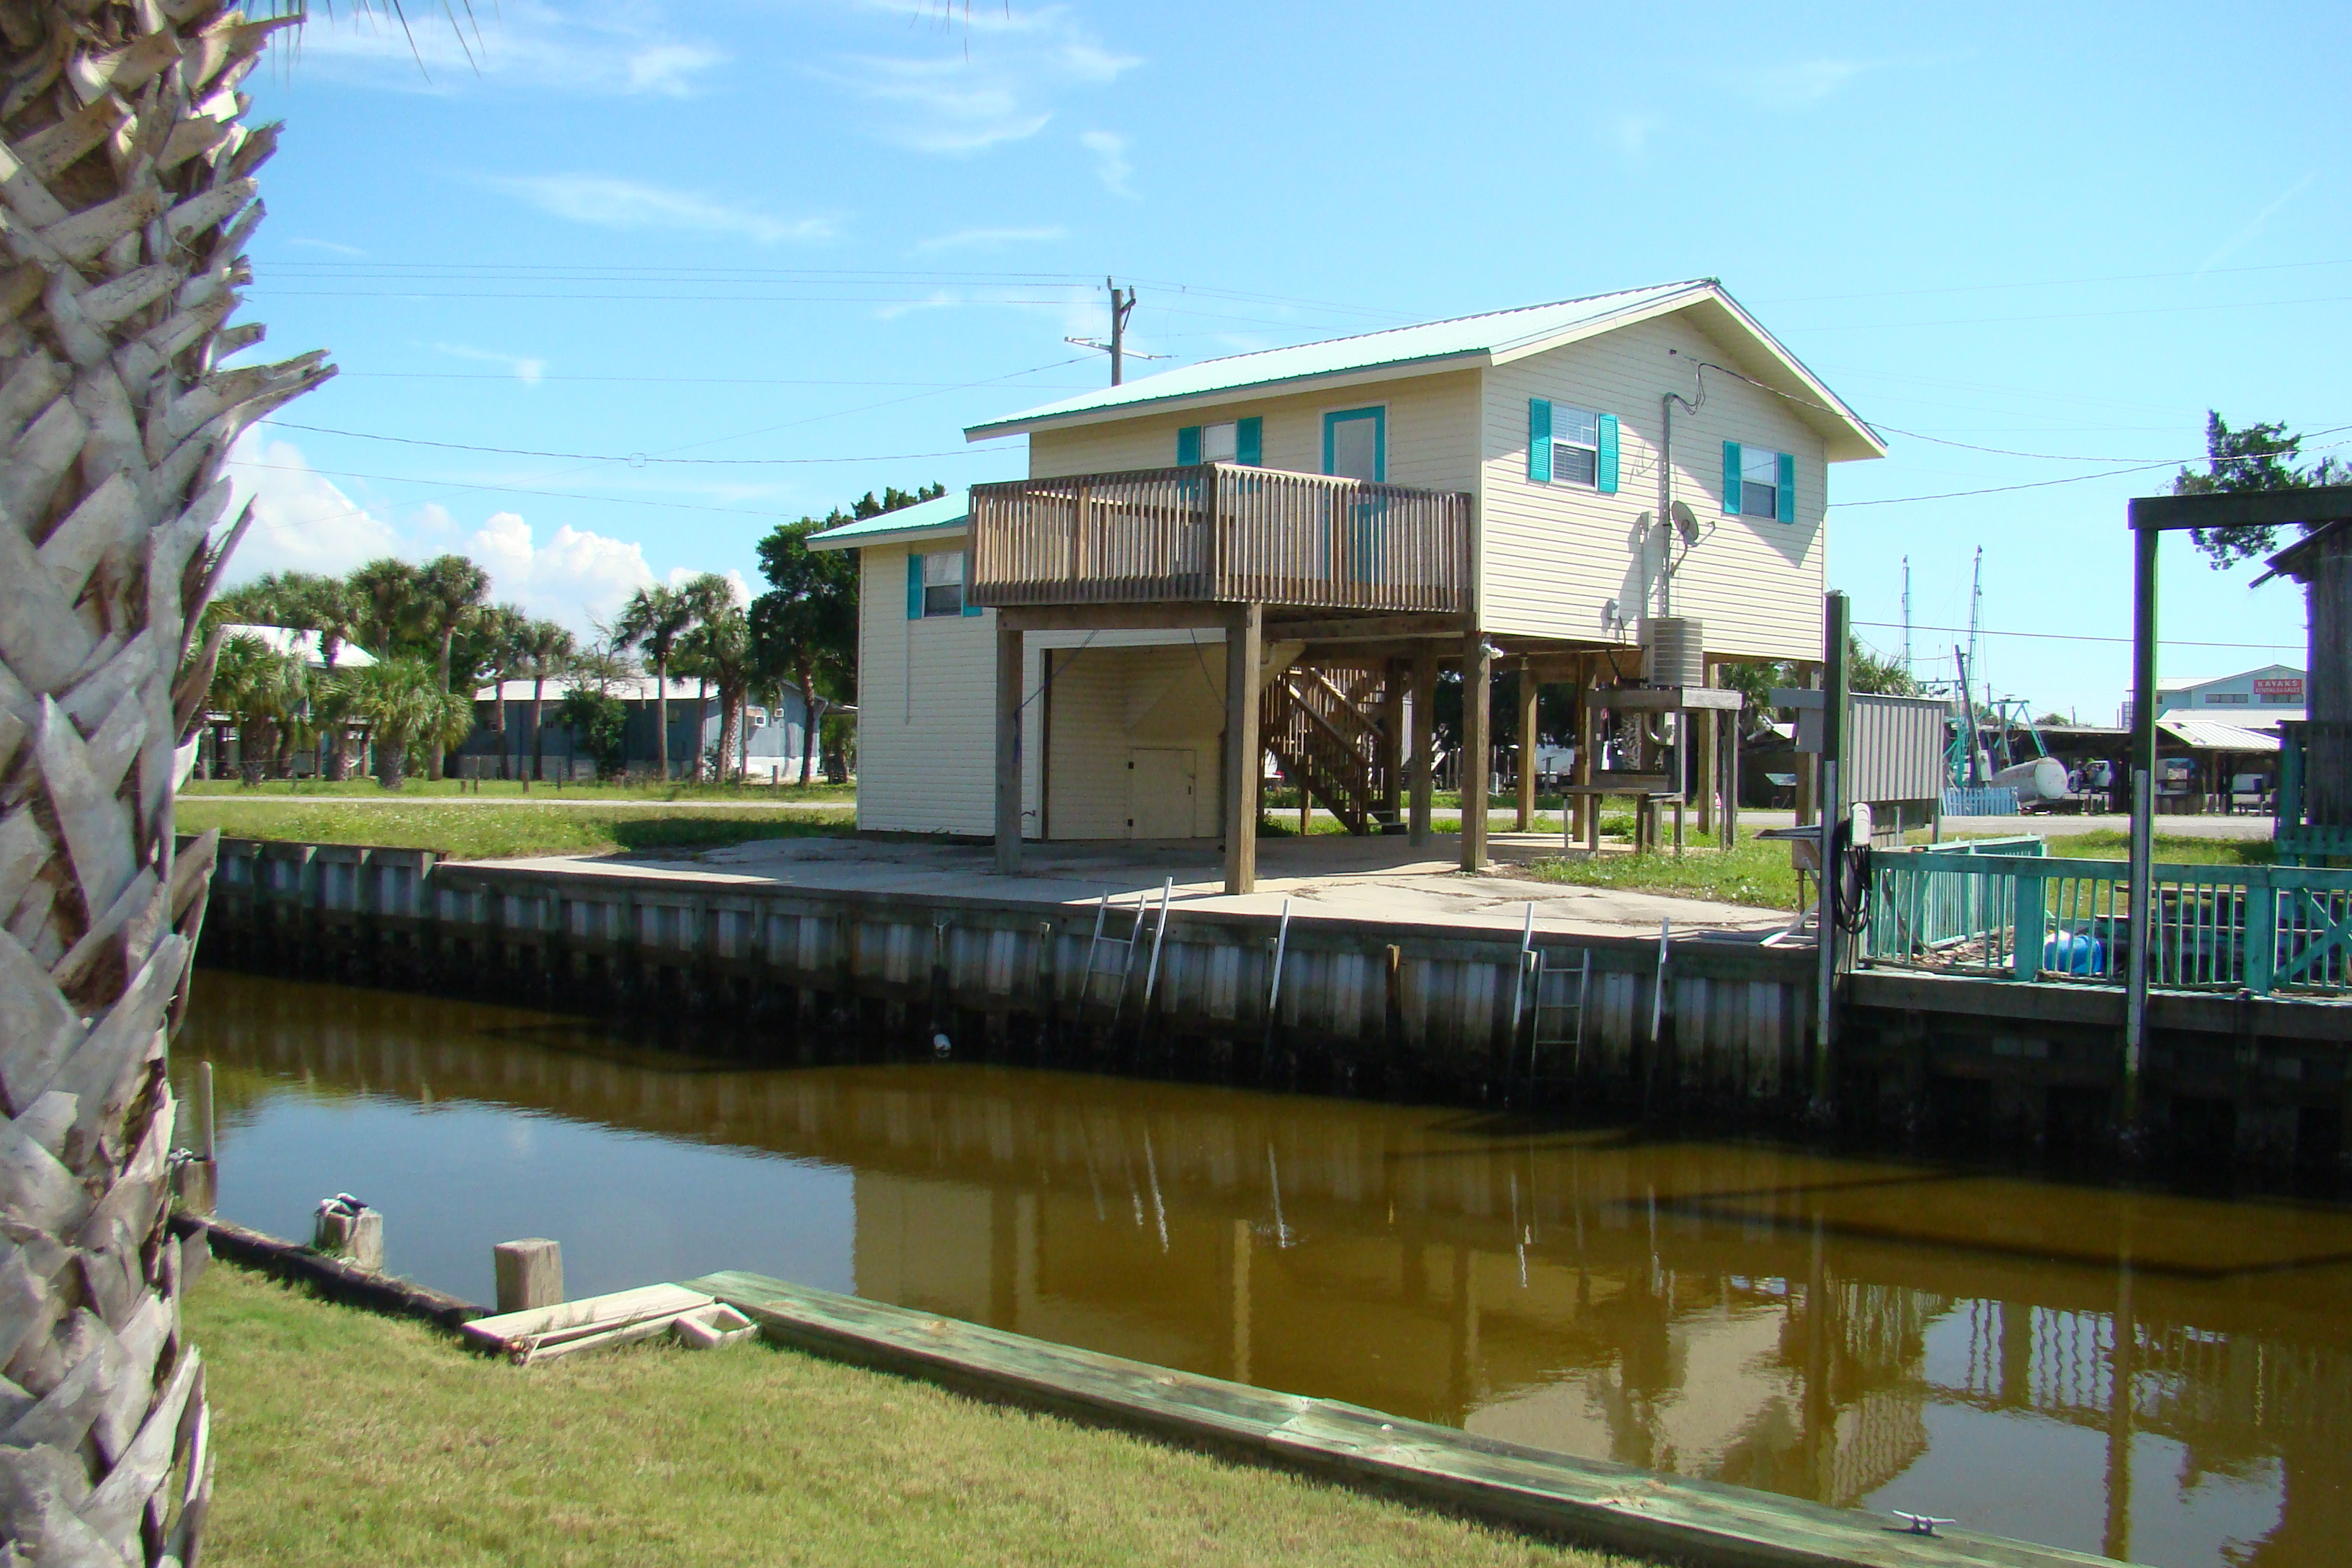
[
  {"xmin": 805, "ymin": 489, "xmax": 970, "ymax": 551},
  {"xmin": 968, "ymin": 282, "xmax": 1703, "ymax": 437},
  {"xmin": 964, "ymin": 278, "xmax": 1884, "ymax": 460}
]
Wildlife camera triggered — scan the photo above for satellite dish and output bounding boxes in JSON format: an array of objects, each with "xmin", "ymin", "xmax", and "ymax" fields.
[{"xmin": 1670, "ymin": 500, "xmax": 1701, "ymax": 546}]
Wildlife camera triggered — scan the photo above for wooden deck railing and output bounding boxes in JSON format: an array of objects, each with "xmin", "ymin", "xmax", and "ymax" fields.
[{"xmin": 968, "ymin": 464, "xmax": 1471, "ymax": 612}]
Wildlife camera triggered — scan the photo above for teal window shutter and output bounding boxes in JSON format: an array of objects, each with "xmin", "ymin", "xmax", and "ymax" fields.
[
  {"xmin": 1527, "ymin": 398, "xmax": 1552, "ymax": 482},
  {"xmin": 1176, "ymin": 426, "xmax": 1202, "ymax": 466},
  {"xmin": 1776, "ymin": 451, "xmax": 1796, "ymax": 523},
  {"xmin": 906, "ymin": 552, "xmax": 924, "ymax": 618},
  {"xmin": 1234, "ymin": 416, "xmax": 1262, "ymax": 466},
  {"xmin": 1596, "ymin": 414, "xmax": 1619, "ymax": 494},
  {"xmin": 961, "ymin": 545, "xmax": 982, "ymax": 615},
  {"xmin": 1721, "ymin": 442, "xmax": 1742, "ymax": 514}
]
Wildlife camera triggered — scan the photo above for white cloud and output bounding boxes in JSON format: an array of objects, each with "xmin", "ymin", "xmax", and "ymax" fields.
[
  {"xmin": 914, "ymin": 225, "xmax": 1069, "ymax": 252},
  {"xmin": 2198, "ymin": 172, "xmax": 2318, "ymax": 275},
  {"xmin": 484, "ymin": 173, "xmax": 837, "ymax": 244},
  {"xmin": 435, "ymin": 341, "xmax": 547, "ymax": 385},
  {"xmin": 824, "ymin": 3, "xmax": 1139, "ymax": 155},
  {"xmin": 221, "ymin": 434, "xmax": 663, "ymax": 638},
  {"xmin": 1079, "ymin": 130, "xmax": 1133, "ymax": 197},
  {"xmin": 1721, "ymin": 57, "xmax": 1894, "ymax": 110},
  {"xmin": 221, "ymin": 433, "xmax": 404, "ymax": 579},
  {"xmin": 288, "ymin": 237, "xmax": 367, "ymax": 257},
  {"xmin": 1607, "ymin": 112, "xmax": 1663, "ymax": 156},
  {"xmin": 470, "ymin": 512, "xmax": 658, "ymax": 631},
  {"xmin": 289, "ymin": 1, "xmax": 730, "ymax": 99}
]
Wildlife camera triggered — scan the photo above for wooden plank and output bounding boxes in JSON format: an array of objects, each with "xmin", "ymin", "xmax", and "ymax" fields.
[
  {"xmin": 460, "ymin": 1282, "xmax": 711, "ymax": 1359},
  {"xmin": 690, "ymin": 1270, "xmax": 2128, "ymax": 1568},
  {"xmin": 1598, "ymin": 686, "xmax": 1748, "ymax": 712},
  {"xmin": 997, "ymin": 603, "xmax": 1229, "ymax": 633}
]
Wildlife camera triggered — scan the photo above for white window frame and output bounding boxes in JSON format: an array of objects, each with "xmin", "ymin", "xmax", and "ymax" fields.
[
  {"xmin": 1740, "ymin": 445, "xmax": 1786, "ymax": 521},
  {"xmin": 921, "ymin": 550, "xmax": 966, "ymax": 618},
  {"xmin": 1200, "ymin": 422, "xmax": 1239, "ymax": 464},
  {"xmin": 1547, "ymin": 404, "xmax": 1601, "ymax": 489}
]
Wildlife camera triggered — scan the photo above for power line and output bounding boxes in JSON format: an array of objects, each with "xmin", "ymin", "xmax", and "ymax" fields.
[
  {"xmin": 334, "ymin": 373, "xmax": 1100, "ymax": 388},
  {"xmin": 224, "ymin": 455, "xmax": 1019, "ymax": 525},
  {"xmin": 1787, "ymin": 290, "xmax": 2352, "ymax": 334},
  {"xmin": 1758, "ymin": 254, "xmax": 2352, "ymax": 306},
  {"xmin": 1854, "ymin": 620, "xmax": 2303, "ymax": 651},
  {"xmin": 266, "ymin": 420, "xmax": 1017, "ymax": 465}
]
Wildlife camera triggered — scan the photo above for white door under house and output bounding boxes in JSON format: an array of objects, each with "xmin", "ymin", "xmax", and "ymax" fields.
[{"xmin": 1128, "ymin": 749, "xmax": 1198, "ymax": 838}]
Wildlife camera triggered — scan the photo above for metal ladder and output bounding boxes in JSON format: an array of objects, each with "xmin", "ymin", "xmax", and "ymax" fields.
[
  {"xmin": 1512, "ymin": 905, "xmax": 1590, "ymax": 1083},
  {"xmin": 1079, "ymin": 881, "xmax": 1170, "ymax": 1027}
]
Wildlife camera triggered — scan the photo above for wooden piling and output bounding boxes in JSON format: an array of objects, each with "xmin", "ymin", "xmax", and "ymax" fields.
[
  {"xmin": 495, "ymin": 1238, "xmax": 566, "ymax": 1314},
  {"xmin": 315, "ymin": 1206, "xmax": 386, "ymax": 1273}
]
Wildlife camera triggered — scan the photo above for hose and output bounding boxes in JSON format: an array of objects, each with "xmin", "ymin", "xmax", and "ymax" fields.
[{"xmin": 1828, "ymin": 815, "xmax": 1873, "ymax": 936}]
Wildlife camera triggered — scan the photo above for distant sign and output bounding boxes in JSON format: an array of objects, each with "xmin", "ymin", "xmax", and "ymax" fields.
[{"xmin": 2254, "ymin": 677, "xmax": 2304, "ymax": 697}]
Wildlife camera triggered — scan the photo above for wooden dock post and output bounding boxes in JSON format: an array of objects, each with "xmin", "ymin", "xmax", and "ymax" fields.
[
  {"xmin": 314, "ymin": 1201, "xmax": 385, "ymax": 1273},
  {"xmin": 495, "ymin": 1239, "xmax": 566, "ymax": 1314},
  {"xmin": 175, "ymin": 1061, "xmax": 221, "ymax": 1217}
]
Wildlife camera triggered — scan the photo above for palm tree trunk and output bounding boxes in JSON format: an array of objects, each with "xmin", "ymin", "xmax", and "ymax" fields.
[
  {"xmin": 693, "ymin": 677, "xmax": 710, "ymax": 783},
  {"xmin": 1, "ymin": 7, "xmax": 333, "ymax": 1562},
  {"xmin": 653, "ymin": 662, "xmax": 671, "ymax": 780},
  {"xmin": 796, "ymin": 668, "xmax": 822, "ymax": 788},
  {"xmin": 431, "ymin": 629, "xmax": 455, "ymax": 780},
  {"xmin": 530, "ymin": 677, "xmax": 548, "ymax": 791}
]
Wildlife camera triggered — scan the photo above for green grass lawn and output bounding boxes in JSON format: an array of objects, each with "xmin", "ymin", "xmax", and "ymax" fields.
[
  {"xmin": 1520, "ymin": 827, "xmax": 2281, "ymax": 912},
  {"xmin": 189, "ymin": 1262, "xmax": 1639, "ymax": 1568},
  {"xmin": 175, "ymin": 799, "xmax": 855, "ymax": 860},
  {"xmin": 182, "ymin": 777, "xmax": 858, "ymax": 805}
]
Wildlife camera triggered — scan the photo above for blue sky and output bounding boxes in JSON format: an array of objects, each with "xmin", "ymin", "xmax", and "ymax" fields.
[{"xmin": 228, "ymin": 0, "xmax": 2348, "ymax": 719}]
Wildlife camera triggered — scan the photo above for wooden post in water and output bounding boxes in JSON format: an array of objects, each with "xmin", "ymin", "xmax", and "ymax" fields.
[
  {"xmin": 175, "ymin": 1061, "xmax": 220, "ymax": 1217},
  {"xmin": 495, "ymin": 1239, "xmax": 566, "ymax": 1314},
  {"xmin": 314, "ymin": 1201, "xmax": 385, "ymax": 1273}
]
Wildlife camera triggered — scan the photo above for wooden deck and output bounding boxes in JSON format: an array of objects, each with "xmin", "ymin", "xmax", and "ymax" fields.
[
  {"xmin": 968, "ymin": 463, "xmax": 1472, "ymax": 613},
  {"xmin": 687, "ymin": 1269, "xmax": 2132, "ymax": 1568}
]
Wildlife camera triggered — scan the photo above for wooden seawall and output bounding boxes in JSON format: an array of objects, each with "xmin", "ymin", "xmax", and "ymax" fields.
[
  {"xmin": 196, "ymin": 837, "xmax": 2352, "ymax": 1156},
  {"xmin": 689, "ymin": 1268, "xmax": 2129, "ymax": 1568},
  {"xmin": 198, "ymin": 837, "xmax": 1817, "ymax": 1114}
]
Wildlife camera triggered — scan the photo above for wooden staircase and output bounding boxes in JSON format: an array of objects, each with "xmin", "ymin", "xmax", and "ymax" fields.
[{"xmin": 1263, "ymin": 663, "xmax": 1396, "ymax": 835}]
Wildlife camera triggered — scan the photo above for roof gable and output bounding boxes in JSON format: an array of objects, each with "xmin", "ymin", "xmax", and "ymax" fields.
[
  {"xmin": 965, "ymin": 280, "xmax": 1885, "ymax": 462},
  {"xmin": 805, "ymin": 489, "xmax": 971, "ymax": 552}
]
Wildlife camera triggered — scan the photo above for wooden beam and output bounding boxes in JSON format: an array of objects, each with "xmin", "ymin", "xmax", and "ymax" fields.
[
  {"xmin": 1515, "ymin": 660, "xmax": 1538, "ymax": 832},
  {"xmin": 2127, "ymin": 484, "xmax": 2352, "ymax": 532},
  {"xmin": 1263, "ymin": 612, "xmax": 1461, "ymax": 643},
  {"xmin": 994, "ymin": 623, "xmax": 1024, "ymax": 874},
  {"xmin": 1381, "ymin": 659, "xmax": 1405, "ymax": 822},
  {"xmin": 1460, "ymin": 628, "xmax": 1491, "ymax": 871},
  {"xmin": 997, "ymin": 603, "xmax": 1229, "ymax": 633},
  {"xmin": 1409, "ymin": 646, "xmax": 1436, "ymax": 846},
  {"xmin": 1595, "ymin": 685, "xmax": 1747, "ymax": 711},
  {"xmin": 1576, "ymin": 659, "xmax": 1599, "ymax": 849},
  {"xmin": 1223, "ymin": 602, "xmax": 1263, "ymax": 895}
]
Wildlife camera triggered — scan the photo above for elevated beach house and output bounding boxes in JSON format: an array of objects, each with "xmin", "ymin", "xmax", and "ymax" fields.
[{"xmin": 810, "ymin": 280, "xmax": 1884, "ymax": 892}]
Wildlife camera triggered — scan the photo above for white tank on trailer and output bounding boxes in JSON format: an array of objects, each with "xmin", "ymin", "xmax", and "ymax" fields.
[{"xmin": 1992, "ymin": 756, "xmax": 2070, "ymax": 804}]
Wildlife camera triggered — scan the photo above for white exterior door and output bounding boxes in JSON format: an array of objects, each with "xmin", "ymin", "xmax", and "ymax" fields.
[{"xmin": 1128, "ymin": 748, "xmax": 1196, "ymax": 838}]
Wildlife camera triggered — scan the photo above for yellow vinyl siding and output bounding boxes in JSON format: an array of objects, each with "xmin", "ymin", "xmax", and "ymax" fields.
[
  {"xmin": 1478, "ymin": 313, "xmax": 1828, "ymax": 663},
  {"xmin": 1026, "ymin": 370, "xmax": 1483, "ymax": 496},
  {"xmin": 1037, "ymin": 641, "xmax": 1224, "ymax": 840},
  {"xmin": 853, "ymin": 540, "xmax": 1043, "ymax": 837}
]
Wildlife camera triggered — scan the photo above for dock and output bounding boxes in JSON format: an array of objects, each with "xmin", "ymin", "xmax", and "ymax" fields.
[
  {"xmin": 200, "ymin": 833, "xmax": 2352, "ymax": 1162},
  {"xmin": 688, "ymin": 1268, "xmax": 2130, "ymax": 1568}
]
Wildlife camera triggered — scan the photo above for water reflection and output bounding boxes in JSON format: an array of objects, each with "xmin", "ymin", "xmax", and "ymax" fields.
[{"xmin": 177, "ymin": 971, "xmax": 2352, "ymax": 1568}]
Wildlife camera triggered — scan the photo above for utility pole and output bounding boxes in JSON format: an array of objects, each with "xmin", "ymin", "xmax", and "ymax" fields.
[
  {"xmin": 1108, "ymin": 278, "xmax": 1136, "ymax": 385},
  {"xmin": 1066, "ymin": 279, "xmax": 1159, "ymax": 386},
  {"xmin": 1901, "ymin": 557, "xmax": 1912, "ymax": 678}
]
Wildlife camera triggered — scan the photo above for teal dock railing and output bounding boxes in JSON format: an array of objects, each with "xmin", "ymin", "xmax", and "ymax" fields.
[{"xmin": 1863, "ymin": 848, "xmax": 2352, "ymax": 996}]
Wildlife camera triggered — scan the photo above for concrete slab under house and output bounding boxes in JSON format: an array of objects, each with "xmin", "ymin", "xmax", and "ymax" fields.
[{"xmin": 811, "ymin": 279, "xmax": 1886, "ymax": 894}]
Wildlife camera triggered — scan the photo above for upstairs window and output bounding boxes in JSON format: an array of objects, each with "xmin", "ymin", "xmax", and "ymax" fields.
[
  {"xmin": 1526, "ymin": 398, "xmax": 1617, "ymax": 491},
  {"xmin": 1721, "ymin": 441, "xmax": 1796, "ymax": 522},
  {"xmin": 1177, "ymin": 417, "xmax": 1262, "ymax": 466},
  {"xmin": 1324, "ymin": 406, "xmax": 1386, "ymax": 482},
  {"xmin": 906, "ymin": 549, "xmax": 979, "ymax": 618}
]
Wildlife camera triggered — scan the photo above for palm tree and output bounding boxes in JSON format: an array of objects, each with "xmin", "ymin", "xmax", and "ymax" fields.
[
  {"xmin": 682, "ymin": 601, "xmax": 753, "ymax": 783},
  {"xmin": 304, "ymin": 579, "xmax": 367, "ymax": 777},
  {"xmin": 330, "ymin": 658, "xmax": 476, "ymax": 791},
  {"xmin": 351, "ymin": 557, "xmax": 424, "ymax": 664},
  {"xmin": 613, "ymin": 584, "xmax": 696, "ymax": 780},
  {"xmin": 208, "ymin": 633, "xmax": 311, "ymax": 784},
  {"xmin": 514, "ymin": 620, "xmax": 577, "ymax": 788},
  {"xmin": 1, "ymin": 7, "xmax": 336, "ymax": 1557},
  {"xmin": 413, "ymin": 556, "xmax": 492, "ymax": 780},
  {"xmin": 674, "ymin": 574, "xmax": 736, "ymax": 782}
]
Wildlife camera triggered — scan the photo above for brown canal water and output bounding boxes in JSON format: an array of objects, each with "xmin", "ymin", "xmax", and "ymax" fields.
[{"xmin": 174, "ymin": 971, "xmax": 2351, "ymax": 1568}]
